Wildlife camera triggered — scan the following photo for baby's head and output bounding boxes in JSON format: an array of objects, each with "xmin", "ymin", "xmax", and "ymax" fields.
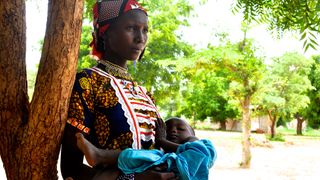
[{"xmin": 165, "ymin": 117, "xmax": 195, "ymax": 144}]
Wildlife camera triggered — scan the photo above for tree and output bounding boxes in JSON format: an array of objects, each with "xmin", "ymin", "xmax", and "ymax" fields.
[
  {"xmin": 175, "ymin": 51, "xmax": 239, "ymax": 130},
  {"xmin": 0, "ymin": 0, "xmax": 83, "ymax": 179},
  {"xmin": 199, "ymin": 38, "xmax": 265, "ymax": 168},
  {"xmin": 258, "ymin": 52, "xmax": 313, "ymax": 137},
  {"xmin": 234, "ymin": 0, "xmax": 320, "ymax": 51},
  {"xmin": 185, "ymin": 38, "xmax": 265, "ymax": 168},
  {"xmin": 301, "ymin": 55, "xmax": 320, "ymax": 129}
]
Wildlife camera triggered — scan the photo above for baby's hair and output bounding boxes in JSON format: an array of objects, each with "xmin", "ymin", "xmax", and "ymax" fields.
[{"xmin": 165, "ymin": 117, "xmax": 195, "ymax": 136}]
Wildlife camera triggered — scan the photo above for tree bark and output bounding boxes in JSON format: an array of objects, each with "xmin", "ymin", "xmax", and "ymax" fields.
[
  {"xmin": 0, "ymin": 1, "xmax": 28, "ymax": 179},
  {"xmin": 219, "ymin": 120, "xmax": 226, "ymax": 130},
  {"xmin": 0, "ymin": 0, "xmax": 83, "ymax": 179},
  {"xmin": 268, "ymin": 110, "xmax": 277, "ymax": 138},
  {"xmin": 240, "ymin": 94, "xmax": 251, "ymax": 168},
  {"xmin": 296, "ymin": 117, "xmax": 304, "ymax": 135}
]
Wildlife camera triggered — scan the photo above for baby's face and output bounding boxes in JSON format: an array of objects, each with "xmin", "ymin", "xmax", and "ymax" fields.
[{"xmin": 165, "ymin": 120, "xmax": 193, "ymax": 144}]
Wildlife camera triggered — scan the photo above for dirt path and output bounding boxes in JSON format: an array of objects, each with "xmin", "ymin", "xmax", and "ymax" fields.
[
  {"xmin": 199, "ymin": 131, "xmax": 320, "ymax": 180},
  {"xmin": 1, "ymin": 131, "xmax": 320, "ymax": 179}
]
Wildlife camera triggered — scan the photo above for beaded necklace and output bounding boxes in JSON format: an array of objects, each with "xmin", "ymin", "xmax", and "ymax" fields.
[
  {"xmin": 98, "ymin": 60, "xmax": 133, "ymax": 81},
  {"xmin": 98, "ymin": 60, "xmax": 141, "ymax": 96}
]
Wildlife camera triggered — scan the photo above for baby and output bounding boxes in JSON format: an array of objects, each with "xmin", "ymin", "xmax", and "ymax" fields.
[{"xmin": 76, "ymin": 117, "xmax": 216, "ymax": 179}]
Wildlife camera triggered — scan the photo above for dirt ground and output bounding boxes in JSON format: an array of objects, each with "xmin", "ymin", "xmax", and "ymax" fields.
[
  {"xmin": 1, "ymin": 130, "xmax": 320, "ymax": 179},
  {"xmin": 201, "ymin": 130, "xmax": 320, "ymax": 180}
]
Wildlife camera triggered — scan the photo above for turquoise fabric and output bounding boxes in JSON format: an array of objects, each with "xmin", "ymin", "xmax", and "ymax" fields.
[{"xmin": 118, "ymin": 139, "xmax": 217, "ymax": 180}]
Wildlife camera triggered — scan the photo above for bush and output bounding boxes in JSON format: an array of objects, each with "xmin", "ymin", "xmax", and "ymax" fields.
[{"xmin": 266, "ymin": 133, "xmax": 286, "ymax": 142}]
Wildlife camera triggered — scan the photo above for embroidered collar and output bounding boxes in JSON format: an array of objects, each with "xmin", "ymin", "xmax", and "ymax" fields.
[{"xmin": 98, "ymin": 60, "xmax": 133, "ymax": 81}]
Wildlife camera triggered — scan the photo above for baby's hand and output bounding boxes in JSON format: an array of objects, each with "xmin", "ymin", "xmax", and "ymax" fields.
[{"xmin": 155, "ymin": 118, "xmax": 166, "ymax": 143}]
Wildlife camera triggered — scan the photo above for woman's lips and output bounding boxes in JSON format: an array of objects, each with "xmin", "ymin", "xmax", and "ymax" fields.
[{"xmin": 132, "ymin": 48, "xmax": 142, "ymax": 53}]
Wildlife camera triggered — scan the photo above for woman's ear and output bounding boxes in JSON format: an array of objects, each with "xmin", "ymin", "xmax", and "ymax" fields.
[
  {"xmin": 101, "ymin": 32, "xmax": 109, "ymax": 51},
  {"xmin": 96, "ymin": 35, "xmax": 105, "ymax": 52}
]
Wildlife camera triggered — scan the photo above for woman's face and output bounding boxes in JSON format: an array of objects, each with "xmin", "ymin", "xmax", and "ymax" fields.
[{"xmin": 105, "ymin": 10, "xmax": 148, "ymax": 61}]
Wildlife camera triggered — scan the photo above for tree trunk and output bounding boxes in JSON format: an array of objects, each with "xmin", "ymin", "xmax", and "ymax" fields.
[
  {"xmin": 0, "ymin": 0, "xmax": 83, "ymax": 179},
  {"xmin": 192, "ymin": 112, "xmax": 196, "ymax": 129},
  {"xmin": 0, "ymin": 1, "xmax": 28, "ymax": 179},
  {"xmin": 240, "ymin": 95, "xmax": 251, "ymax": 168},
  {"xmin": 219, "ymin": 121, "xmax": 226, "ymax": 130},
  {"xmin": 268, "ymin": 110, "xmax": 277, "ymax": 138},
  {"xmin": 296, "ymin": 117, "xmax": 304, "ymax": 135}
]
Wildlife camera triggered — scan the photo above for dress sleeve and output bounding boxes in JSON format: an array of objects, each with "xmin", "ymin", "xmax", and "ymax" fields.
[
  {"xmin": 60, "ymin": 70, "xmax": 96, "ymax": 179},
  {"xmin": 67, "ymin": 70, "xmax": 95, "ymax": 134}
]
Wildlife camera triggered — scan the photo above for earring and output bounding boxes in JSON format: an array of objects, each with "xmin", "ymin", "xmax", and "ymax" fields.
[{"xmin": 134, "ymin": 60, "xmax": 137, "ymax": 73}]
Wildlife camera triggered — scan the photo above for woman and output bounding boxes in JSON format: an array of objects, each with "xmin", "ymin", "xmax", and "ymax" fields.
[{"xmin": 60, "ymin": 0, "xmax": 177, "ymax": 179}]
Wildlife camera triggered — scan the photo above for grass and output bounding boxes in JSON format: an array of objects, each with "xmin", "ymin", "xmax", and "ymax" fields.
[
  {"xmin": 266, "ymin": 133, "xmax": 286, "ymax": 142},
  {"xmin": 193, "ymin": 121, "xmax": 320, "ymax": 140},
  {"xmin": 277, "ymin": 127, "xmax": 320, "ymax": 137}
]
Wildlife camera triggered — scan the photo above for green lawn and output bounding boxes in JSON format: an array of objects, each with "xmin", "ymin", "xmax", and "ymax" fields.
[{"xmin": 277, "ymin": 127, "xmax": 320, "ymax": 137}]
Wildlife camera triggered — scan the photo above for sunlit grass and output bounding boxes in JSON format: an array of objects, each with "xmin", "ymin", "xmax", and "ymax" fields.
[
  {"xmin": 194, "ymin": 121, "xmax": 320, "ymax": 139},
  {"xmin": 277, "ymin": 127, "xmax": 320, "ymax": 137}
]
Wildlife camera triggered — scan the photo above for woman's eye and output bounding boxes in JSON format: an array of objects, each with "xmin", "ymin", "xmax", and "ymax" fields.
[{"xmin": 126, "ymin": 26, "xmax": 134, "ymax": 30}]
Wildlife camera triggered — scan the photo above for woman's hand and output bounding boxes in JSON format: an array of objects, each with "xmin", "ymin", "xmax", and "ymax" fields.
[{"xmin": 135, "ymin": 169, "xmax": 178, "ymax": 180}]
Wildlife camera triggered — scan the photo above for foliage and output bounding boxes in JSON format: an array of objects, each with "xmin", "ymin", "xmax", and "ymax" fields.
[
  {"xmin": 266, "ymin": 133, "xmax": 286, "ymax": 142},
  {"xmin": 176, "ymin": 50, "xmax": 240, "ymax": 123},
  {"xmin": 211, "ymin": 40, "xmax": 266, "ymax": 111},
  {"xmin": 77, "ymin": 25, "xmax": 96, "ymax": 71},
  {"xmin": 233, "ymin": 0, "xmax": 320, "ymax": 52},
  {"xmin": 172, "ymin": 38, "xmax": 265, "ymax": 129},
  {"xmin": 258, "ymin": 52, "xmax": 314, "ymax": 121},
  {"xmin": 130, "ymin": 59, "xmax": 182, "ymax": 117},
  {"xmin": 141, "ymin": 0, "xmax": 195, "ymax": 60},
  {"xmin": 27, "ymin": 69, "xmax": 37, "ymax": 99},
  {"xmin": 301, "ymin": 55, "xmax": 320, "ymax": 128}
]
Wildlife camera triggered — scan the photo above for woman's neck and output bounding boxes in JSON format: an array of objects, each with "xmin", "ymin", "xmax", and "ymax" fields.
[{"xmin": 102, "ymin": 54, "xmax": 127, "ymax": 69}]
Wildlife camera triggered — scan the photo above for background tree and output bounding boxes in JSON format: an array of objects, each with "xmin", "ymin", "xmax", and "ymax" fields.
[
  {"xmin": 0, "ymin": 0, "xmax": 83, "ymax": 179},
  {"xmin": 176, "ymin": 50, "xmax": 239, "ymax": 130},
  {"xmin": 77, "ymin": 25, "xmax": 96, "ymax": 71},
  {"xmin": 204, "ymin": 39, "xmax": 266, "ymax": 168},
  {"xmin": 257, "ymin": 52, "xmax": 313, "ymax": 137},
  {"xmin": 300, "ymin": 55, "xmax": 320, "ymax": 129}
]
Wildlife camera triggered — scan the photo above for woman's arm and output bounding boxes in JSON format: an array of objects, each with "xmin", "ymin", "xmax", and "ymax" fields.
[{"xmin": 61, "ymin": 70, "xmax": 98, "ymax": 179}]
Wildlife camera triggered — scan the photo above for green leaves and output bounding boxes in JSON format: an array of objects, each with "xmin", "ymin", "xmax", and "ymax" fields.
[
  {"xmin": 258, "ymin": 52, "xmax": 313, "ymax": 121},
  {"xmin": 234, "ymin": 0, "xmax": 320, "ymax": 52},
  {"xmin": 300, "ymin": 29, "xmax": 319, "ymax": 52},
  {"xmin": 300, "ymin": 55, "xmax": 320, "ymax": 128}
]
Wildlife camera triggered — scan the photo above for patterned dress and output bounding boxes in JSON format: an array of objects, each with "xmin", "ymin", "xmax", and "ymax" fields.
[{"xmin": 67, "ymin": 61, "xmax": 159, "ymax": 152}]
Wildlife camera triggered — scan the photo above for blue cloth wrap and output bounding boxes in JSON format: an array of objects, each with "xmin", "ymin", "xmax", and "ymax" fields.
[{"xmin": 118, "ymin": 139, "xmax": 217, "ymax": 180}]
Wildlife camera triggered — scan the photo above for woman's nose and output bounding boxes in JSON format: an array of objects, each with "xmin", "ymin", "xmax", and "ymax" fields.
[{"xmin": 134, "ymin": 30, "xmax": 146, "ymax": 43}]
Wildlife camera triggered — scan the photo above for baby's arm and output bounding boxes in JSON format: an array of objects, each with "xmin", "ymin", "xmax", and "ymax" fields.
[{"xmin": 155, "ymin": 118, "xmax": 180, "ymax": 153}]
